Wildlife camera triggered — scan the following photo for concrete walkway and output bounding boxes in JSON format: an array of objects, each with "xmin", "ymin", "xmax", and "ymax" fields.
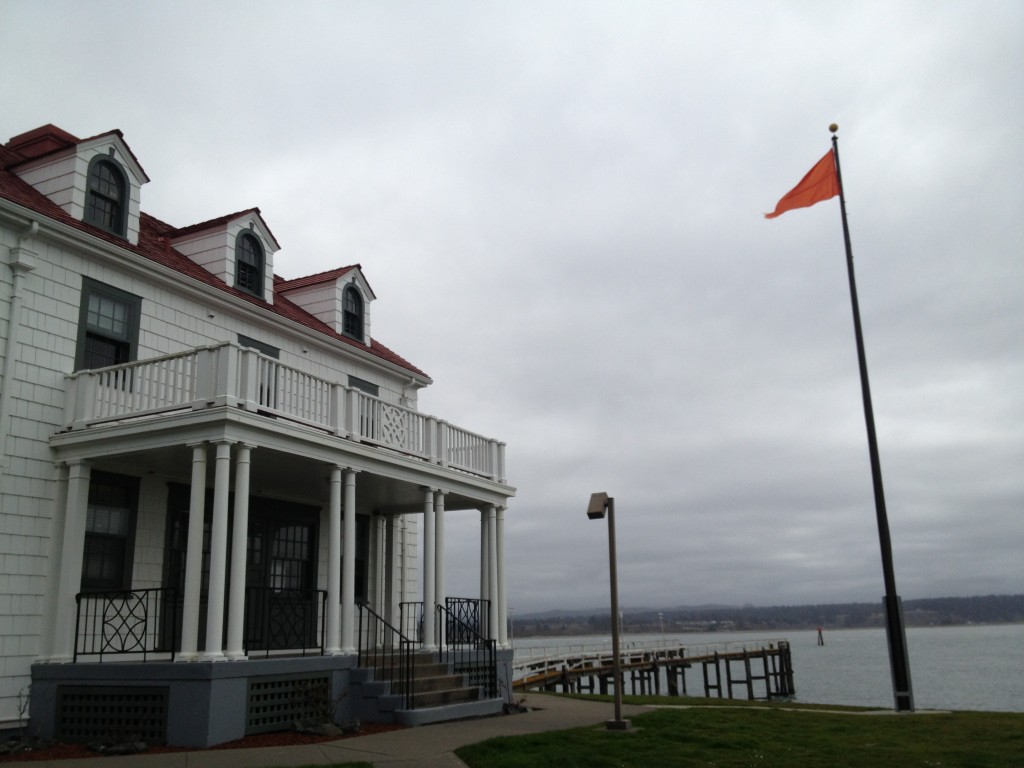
[{"xmin": 4, "ymin": 695, "xmax": 645, "ymax": 768}]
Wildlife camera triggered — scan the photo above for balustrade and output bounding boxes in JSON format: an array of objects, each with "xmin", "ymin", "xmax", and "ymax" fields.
[{"xmin": 63, "ymin": 343, "xmax": 506, "ymax": 480}]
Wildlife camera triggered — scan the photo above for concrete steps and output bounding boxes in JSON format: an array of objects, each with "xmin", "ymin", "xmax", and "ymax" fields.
[{"xmin": 351, "ymin": 652, "xmax": 502, "ymax": 726}]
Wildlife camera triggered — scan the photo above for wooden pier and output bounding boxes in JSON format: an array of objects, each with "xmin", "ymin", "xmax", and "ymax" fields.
[{"xmin": 512, "ymin": 639, "xmax": 794, "ymax": 701}]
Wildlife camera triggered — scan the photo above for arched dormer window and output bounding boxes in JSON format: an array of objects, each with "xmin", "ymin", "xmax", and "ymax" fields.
[
  {"xmin": 343, "ymin": 285, "xmax": 364, "ymax": 339},
  {"xmin": 84, "ymin": 156, "xmax": 128, "ymax": 236},
  {"xmin": 235, "ymin": 232, "xmax": 265, "ymax": 297}
]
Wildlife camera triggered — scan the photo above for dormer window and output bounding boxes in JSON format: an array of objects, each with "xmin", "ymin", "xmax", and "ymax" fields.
[
  {"xmin": 235, "ymin": 231, "xmax": 264, "ymax": 297},
  {"xmin": 84, "ymin": 156, "xmax": 128, "ymax": 236},
  {"xmin": 343, "ymin": 285, "xmax": 364, "ymax": 339}
]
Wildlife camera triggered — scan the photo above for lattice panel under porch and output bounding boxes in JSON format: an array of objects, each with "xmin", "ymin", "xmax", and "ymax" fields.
[
  {"xmin": 246, "ymin": 674, "xmax": 331, "ymax": 734},
  {"xmin": 56, "ymin": 686, "xmax": 169, "ymax": 745}
]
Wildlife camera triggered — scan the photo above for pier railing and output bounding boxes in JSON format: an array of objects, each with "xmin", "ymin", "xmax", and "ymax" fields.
[
  {"xmin": 513, "ymin": 638, "xmax": 794, "ymax": 701},
  {"xmin": 63, "ymin": 342, "xmax": 506, "ymax": 481}
]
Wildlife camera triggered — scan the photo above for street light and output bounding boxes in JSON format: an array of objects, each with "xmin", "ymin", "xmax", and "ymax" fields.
[{"xmin": 587, "ymin": 492, "xmax": 630, "ymax": 731}]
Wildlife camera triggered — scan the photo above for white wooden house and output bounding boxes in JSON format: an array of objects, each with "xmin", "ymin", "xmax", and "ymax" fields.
[{"xmin": 0, "ymin": 124, "xmax": 514, "ymax": 746}]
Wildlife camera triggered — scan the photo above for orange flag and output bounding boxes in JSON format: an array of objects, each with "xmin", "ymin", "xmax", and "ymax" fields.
[{"xmin": 765, "ymin": 150, "xmax": 840, "ymax": 219}]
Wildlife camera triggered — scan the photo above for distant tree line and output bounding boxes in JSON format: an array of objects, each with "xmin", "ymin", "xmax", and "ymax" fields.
[{"xmin": 512, "ymin": 594, "xmax": 1024, "ymax": 638}]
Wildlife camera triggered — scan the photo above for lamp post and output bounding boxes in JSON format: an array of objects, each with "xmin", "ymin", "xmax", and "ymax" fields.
[{"xmin": 587, "ymin": 492, "xmax": 630, "ymax": 730}]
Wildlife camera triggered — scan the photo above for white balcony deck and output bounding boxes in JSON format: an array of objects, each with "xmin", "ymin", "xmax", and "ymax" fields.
[{"xmin": 62, "ymin": 342, "xmax": 506, "ymax": 482}]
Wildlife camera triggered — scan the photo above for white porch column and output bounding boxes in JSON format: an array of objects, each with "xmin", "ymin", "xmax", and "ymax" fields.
[
  {"xmin": 384, "ymin": 514, "xmax": 398, "ymax": 628},
  {"xmin": 421, "ymin": 487, "xmax": 436, "ymax": 651},
  {"xmin": 487, "ymin": 505, "xmax": 499, "ymax": 641},
  {"xmin": 179, "ymin": 443, "xmax": 207, "ymax": 660},
  {"xmin": 225, "ymin": 444, "xmax": 253, "ymax": 659},
  {"xmin": 325, "ymin": 466, "xmax": 343, "ymax": 654},
  {"xmin": 479, "ymin": 508, "xmax": 490, "ymax": 607},
  {"xmin": 202, "ymin": 441, "xmax": 232, "ymax": 661},
  {"xmin": 496, "ymin": 506, "xmax": 509, "ymax": 648},
  {"xmin": 52, "ymin": 461, "xmax": 91, "ymax": 662},
  {"xmin": 372, "ymin": 513, "xmax": 387, "ymax": 618},
  {"xmin": 340, "ymin": 468, "xmax": 358, "ymax": 654},
  {"xmin": 434, "ymin": 491, "xmax": 446, "ymax": 647},
  {"xmin": 38, "ymin": 464, "xmax": 69, "ymax": 661}
]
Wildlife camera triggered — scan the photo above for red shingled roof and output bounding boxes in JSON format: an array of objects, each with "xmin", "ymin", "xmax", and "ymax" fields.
[
  {"xmin": 171, "ymin": 207, "xmax": 282, "ymax": 251},
  {"xmin": 1, "ymin": 127, "xmax": 428, "ymax": 380},
  {"xmin": 5, "ymin": 124, "xmax": 79, "ymax": 159},
  {"xmin": 276, "ymin": 266, "xmax": 359, "ymax": 291}
]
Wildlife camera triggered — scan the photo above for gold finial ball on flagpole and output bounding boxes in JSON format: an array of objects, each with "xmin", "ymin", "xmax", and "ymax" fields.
[{"xmin": 829, "ymin": 123, "xmax": 839, "ymax": 133}]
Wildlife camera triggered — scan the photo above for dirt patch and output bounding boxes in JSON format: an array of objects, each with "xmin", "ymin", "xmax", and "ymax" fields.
[{"xmin": 0, "ymin": 723, "xmax": 405, "ymax": 762}]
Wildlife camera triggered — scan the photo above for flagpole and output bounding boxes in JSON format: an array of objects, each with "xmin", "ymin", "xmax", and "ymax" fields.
[{"xmin": 831, "ymin": 125, "xmax": 914, "ymax": 712}]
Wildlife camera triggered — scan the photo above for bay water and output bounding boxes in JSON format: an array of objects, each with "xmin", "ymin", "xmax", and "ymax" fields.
[{"xmin": 512, "ymin": 623, "xmax": 1023, "ymax": 712}]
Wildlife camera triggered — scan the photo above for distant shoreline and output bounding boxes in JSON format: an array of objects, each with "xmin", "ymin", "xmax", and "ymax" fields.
[{"xmin": 510, "ymin": 594, "xmax": 1024, "ymax": 638}]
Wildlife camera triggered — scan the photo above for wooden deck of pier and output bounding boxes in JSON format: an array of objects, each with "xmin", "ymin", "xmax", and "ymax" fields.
[{"xmin": 513, "ymin": 641, "xmax": 794, "ymax": 701}]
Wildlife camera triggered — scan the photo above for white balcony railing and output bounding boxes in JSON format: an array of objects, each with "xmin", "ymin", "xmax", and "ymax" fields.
[{"xmin": 63, "ymin": 342, "xmax": 506, "ymax": 482}]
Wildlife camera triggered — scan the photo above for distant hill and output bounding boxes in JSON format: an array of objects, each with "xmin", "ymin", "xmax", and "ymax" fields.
[{"xmin": 512, "ymin": 594, "xmax": 1024, "ymax": 637}]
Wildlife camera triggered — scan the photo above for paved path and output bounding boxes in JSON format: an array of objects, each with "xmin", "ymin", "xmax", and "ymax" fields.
[{"xmin": 4, "ymin": 695, "xmax": 645, "ymax": 768}]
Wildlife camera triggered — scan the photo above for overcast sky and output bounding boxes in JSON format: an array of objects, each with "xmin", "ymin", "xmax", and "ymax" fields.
[{"xmin": 3, "ymin": 1, "xmax": 1021, "ymax": 615}]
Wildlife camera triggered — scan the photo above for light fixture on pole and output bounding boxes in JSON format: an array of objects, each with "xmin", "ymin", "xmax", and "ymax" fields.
[{"xmin": 587, "ymin": 492, "xmax": 630, "ymax": 731}]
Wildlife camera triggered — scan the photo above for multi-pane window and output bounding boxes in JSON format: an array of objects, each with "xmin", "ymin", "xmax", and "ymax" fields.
[
  {"xmin": 342, "ymin": 286, "xmax": 363, "ymax": 339},
  {"xmin": 269, "ymin": 525, "xmax": 311, "ymax": 591},
  {"xmin": 75, "ymin": 279, "xmax": 142, "ymax": 371},
  {"xmin": 84, "ymin": 157, "xmax": 127, "ymax": 236},
  {"xmin": 81, "ymin": 473, "xmax": 138, "ymax": 591},
  {"xmin": 235, "ymin": 233, "xmax": 264, "ymax": 296}
]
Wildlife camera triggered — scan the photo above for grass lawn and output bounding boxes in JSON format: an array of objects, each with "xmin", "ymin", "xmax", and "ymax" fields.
[{"xmin": 456, "ymin": 701, "xmax": 1024, "ymax": 768}]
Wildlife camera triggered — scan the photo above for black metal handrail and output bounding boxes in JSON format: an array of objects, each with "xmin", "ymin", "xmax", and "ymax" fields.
[
  {"xmin": 74, "ymin": 587, "xmax": 178, "ymax": 662},
  {"xmin": 358, "ymin": 603, "xmax": 415, "ymax": 710},
  {"xmin": 398, "ymin": 600, "xmax": 423, "ymax": 642},
  {"xmin": 437, "ymin": 598, "xmax": 497, "ymax": 698},
  {"xmin": 243, "ymin": 587, "xmax": 327, "ymax": 657}
]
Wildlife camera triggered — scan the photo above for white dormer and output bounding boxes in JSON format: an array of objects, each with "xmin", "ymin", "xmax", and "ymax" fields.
[
  {"xmin": 277, "ymin": 266, "xmax": 375, "ymax": 345},
  {"xmin": 170, "ymin": 210, "xmax": 280, "ymax": 303},
  {"xmin": 8, "ymin": 126, "xmax": 149, "ymax": 246}
]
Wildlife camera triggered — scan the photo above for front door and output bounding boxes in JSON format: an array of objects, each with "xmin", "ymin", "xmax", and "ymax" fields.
[{"xmin": 244, "ymin": 506, "xmax": 319, "ymax": 651}]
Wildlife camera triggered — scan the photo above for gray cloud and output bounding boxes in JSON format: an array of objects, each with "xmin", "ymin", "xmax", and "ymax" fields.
[{"xmin": 3, "ymin": 0, "xmax": 1021, "ymax": 613}]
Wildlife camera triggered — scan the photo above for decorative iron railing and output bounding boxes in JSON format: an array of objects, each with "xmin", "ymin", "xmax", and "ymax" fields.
[
  {"xmin": 437, "ymin": 598, "xmax": 497, "ymax": 699},
  {"xmin": 358, "ymin": 603, "xmax": 416, "ymax": 710},
  {"xmin": 444, "ymin": 596, "xmax": 490, "ymax": 644},
  {"xmin": 64, "ymin": 343, "xmax": 507, "ymax": 482},
  {"xmin": 243, "ymin": 587, "xmax": 327, "ymax": 657},
  {"xmin": 74, "ymin": 586, "xmax": 328, "ymax": 661},
  {"xmin": 74, "ymin": 587, "xmax": 178, "ymax": 662}
]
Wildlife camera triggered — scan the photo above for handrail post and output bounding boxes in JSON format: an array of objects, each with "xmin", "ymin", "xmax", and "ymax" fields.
[
  {"xmin": 425, "ymin": 417, "xmax": 438, "ymax": 463},
  {"xmin": 237, "ymin": 347, "xmax": 260, "ymax": 411},
  {"xmin": 345, "ymin": 387, "xmax": 359, "ymax": 439},
  {"xmin": 211, "ymin": 342, "xmax": 241, "ymax": 408},
  {"xmin": 63, "ymin": 374, "xmax": 80, "ymax": 428},
  {"xmin": 80, "ymin": 372, "xmax": 98, "ymax": 423},
  {"xmin": 193, "ymin": 346, "xmax": 217, "ymax": 407},
  {"xmin": 330, "ymin": 383, "xmax": 345, "ymax": 436},
  {"xmin": 437, "ymin": 421, "xmax": 449, "ymax": 468},
  {"xmin": 488, "ymin": 440, "xmax": 499, "ymax": 481},
  {"xmin": 496, "ymin": 442, "xmax": 506, "ymax": 484}
]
